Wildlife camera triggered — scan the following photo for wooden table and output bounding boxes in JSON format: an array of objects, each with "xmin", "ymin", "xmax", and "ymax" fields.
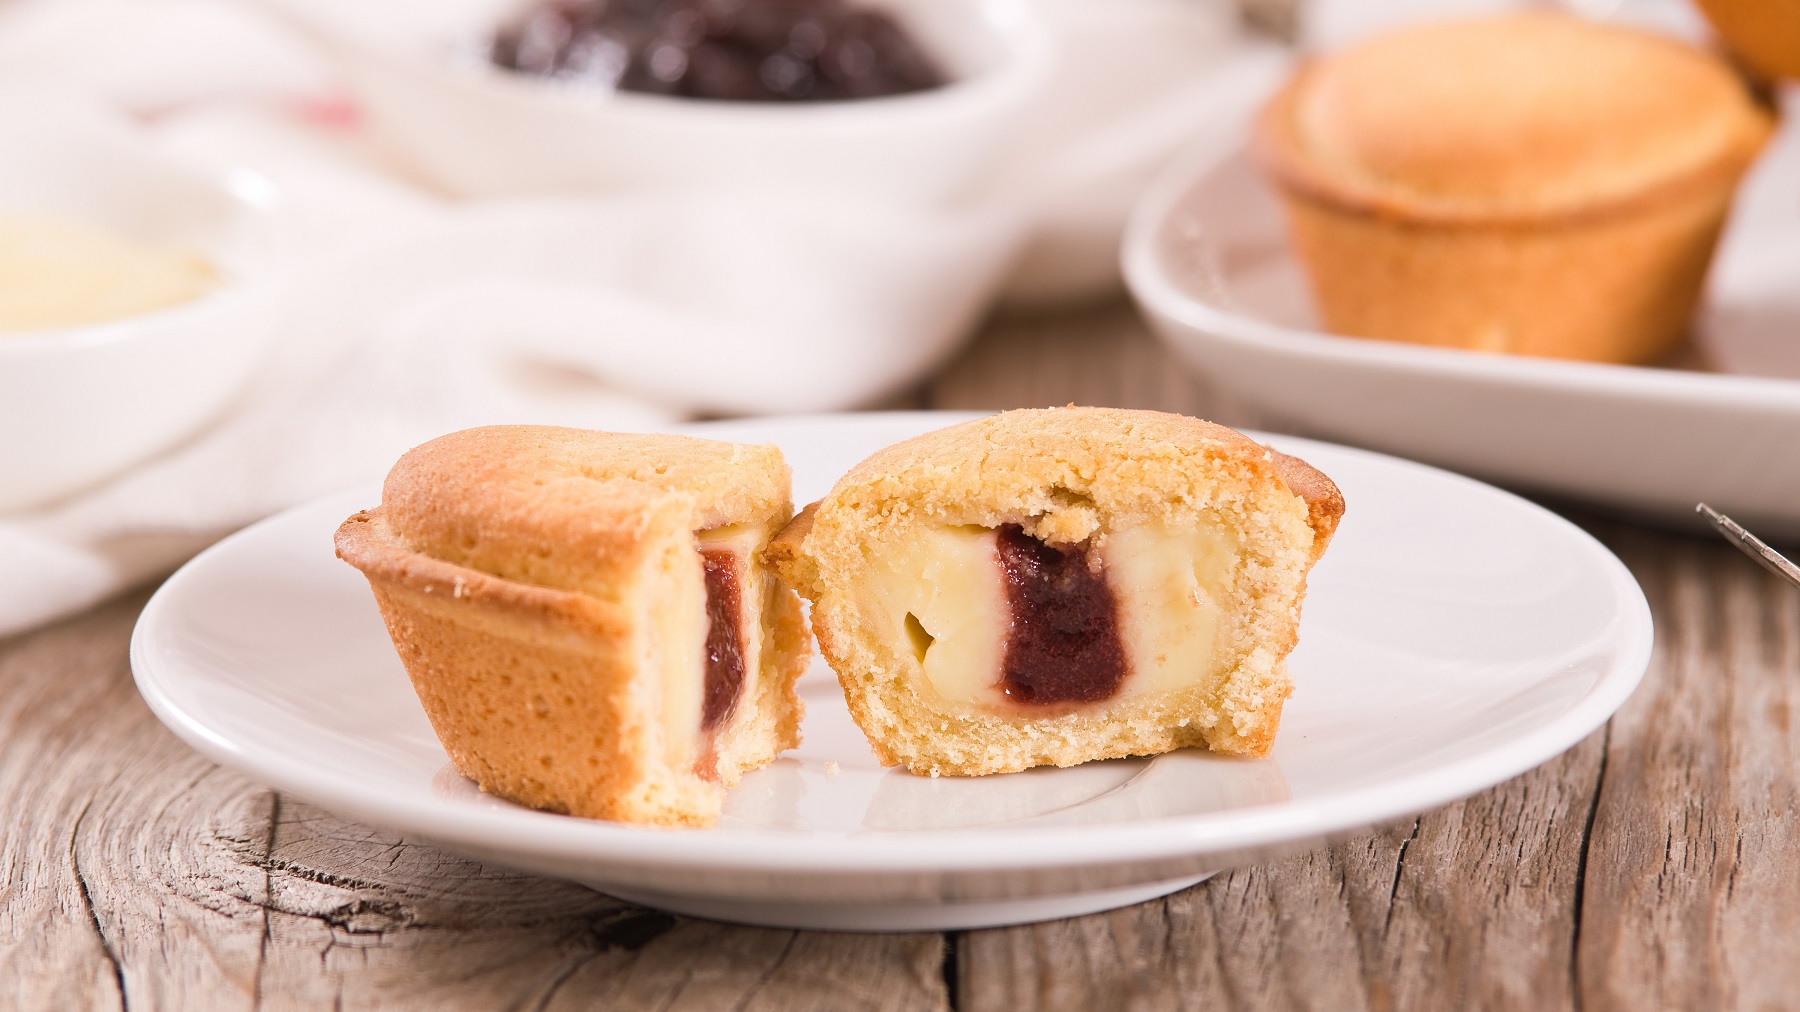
[{"xmin": 5, "ymin": 300, "xmax": 1798, "ymax": 1010}]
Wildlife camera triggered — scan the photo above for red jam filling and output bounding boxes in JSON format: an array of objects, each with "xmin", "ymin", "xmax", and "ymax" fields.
[
  {"xmin": 994, "ymin": 525, "xmax": 1128, "ymax": 706},
  {"xmin": 698, "ymin": 546, "xmax": 746, "ymax": 732}
]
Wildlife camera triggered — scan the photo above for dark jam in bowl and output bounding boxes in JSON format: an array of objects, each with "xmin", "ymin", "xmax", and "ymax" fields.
[{"xmin": 491, "ymin": 0, "xmax": 947, "ymax": 102}]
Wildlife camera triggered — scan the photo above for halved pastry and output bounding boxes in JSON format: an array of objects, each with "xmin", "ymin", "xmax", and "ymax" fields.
[
  {"xmin": 766, "ymin": 407, "xmax": 1343, "ymax": 777},
  {"xmin": 335, "ymin": 425, "xmax": 808, "ymax": 827}
]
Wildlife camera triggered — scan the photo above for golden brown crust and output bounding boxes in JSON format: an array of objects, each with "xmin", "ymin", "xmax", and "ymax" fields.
[
  {"xmin": 1247, "ymin": 13, "xmax": 1771, "ymax": 365},
  {"xmin": 835, "ymin": 405, "xmax": 1271, "ymax": 487},
  {"xmin": 763, "ymin": 502, "xmax": 818, "ymax": 593},
  {"xmin": 1253, "ymin": 13, "xmax": 1772, "ymax": 227},
  {"xmin": 1269, "ymin": 450, "xmax": 1345, "ymax": 561},
  {"xmin": 337, "ymin": 425, "xmax": 806, "ymax": 828},
  {"xmin": 337, "ymin": 510, "xmax": 627, "ymax": 639},
  {"xmin": 767, "ymin": 407, "xmax": 1339, "ymax": 776},
  {"xmin": 1269, "ymin": 160, "xmax": 1738, "ymax": 362},
  {"xmin": 1693, "ymin": 0, "xmax": 1800, "ymax": 81},
  {"xmin": 774, "ymin": 444, "xmax": 1344, "ymax": 571},
  {"xmin": 338, "ymin": 509, "xmax": 695, "ymax": 823},
  {"xmin": 383, "ymin": 426, "xmax": 791, "ymax": 600}
]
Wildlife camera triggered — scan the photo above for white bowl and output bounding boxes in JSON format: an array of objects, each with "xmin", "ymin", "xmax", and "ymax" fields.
[
  {"xmin": 0, "ymin": 102, "xmax": 279, "ymax": 513},
  {"xmin": 265, "ymin": 0, "xmax": 1051, "ymax": 201},
  {"xmin": 1123, "ymin": 144, "xmax": 1800, "ymax": 538}
]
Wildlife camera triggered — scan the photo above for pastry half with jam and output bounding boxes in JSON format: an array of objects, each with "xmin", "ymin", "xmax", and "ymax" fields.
[
  {"xmin": 767, "ymin": 407, "xmax": 1342, "ymax": 777},
  {"xmin": 335, "ymin": 425, "xmax": 808, "ymax": 827}
]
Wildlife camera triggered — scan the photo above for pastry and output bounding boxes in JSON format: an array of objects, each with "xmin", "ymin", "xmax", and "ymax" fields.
[
  {"xmin": 1253, "ymin": 13, "xmax": 1772, "ymax": 364},
  {"xmin": 766, "ymin": 407, "xmax": 1343, "ymax": 776},
  {"xmin": 1692, "ymin": 0, "xmax": 1800, "ymax": 82},
  {"xmin": 335, "ymin": 425, "xmax": 808, "ymax": 827}
]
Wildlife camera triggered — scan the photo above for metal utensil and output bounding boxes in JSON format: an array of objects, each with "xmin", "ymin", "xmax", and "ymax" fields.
[{"xmin": 1697, "ymin": 503, "xmax": 1800, "ymax": 588}]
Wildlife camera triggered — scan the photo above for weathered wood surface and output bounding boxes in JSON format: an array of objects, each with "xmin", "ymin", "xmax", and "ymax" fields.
[{"xmin": 4, "ymin": 301, "xmax": 1798, "ymax": 1010}]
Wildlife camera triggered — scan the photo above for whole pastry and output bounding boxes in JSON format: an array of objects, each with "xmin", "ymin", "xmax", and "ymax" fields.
[
  {"xmin": 767, "ymin": 407, "xmax": 1343, "ymax": 777},
  {"xmin": 1254, "ymin": 13, "xmax": 1772, "ymax": 364},
  {"xmin": 336, "ymin": 426, "xmax": 809, "ymax": 827}
]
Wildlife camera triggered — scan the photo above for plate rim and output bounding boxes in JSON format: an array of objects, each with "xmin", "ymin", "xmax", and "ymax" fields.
[{"xmin": 129, "ymin": 411, "xmax": 1654, "ymax": 875}]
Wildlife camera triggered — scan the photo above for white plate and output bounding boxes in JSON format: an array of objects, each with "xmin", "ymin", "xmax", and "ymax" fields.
[
  {"xmin": 130, "ymin": 412, "xmax": 1652, "ymax": 931},
  {"xmin": 1123, "ymin": 109, "xmax": 1800, "ymax": 539}
]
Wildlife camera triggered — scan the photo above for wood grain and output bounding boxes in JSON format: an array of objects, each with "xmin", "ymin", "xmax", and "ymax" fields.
[
  {"xmin": 0, "ymin": 591, "xmax": 143, "ymax": 1012},
  {"xmin": 1576, "ymin": 528, "xmax": 1800, "ymax": 1011},
  {"xmin": 951, "ymin": 735, "xmax": 1605, "ymax": 1012},
  {"xmin": 3, "ymin": 301, "xmax": 1797, "ymax": 1010},
  {"xmin": 927, "ymin": 301, "xmax": 1229, "ymax": 419},
  {"xmin": 0, "ymin": 592, "xmax": 947, "ymax": 1012}
]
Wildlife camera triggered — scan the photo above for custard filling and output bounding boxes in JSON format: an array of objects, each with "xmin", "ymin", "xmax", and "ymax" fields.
[
  {"xmin": 865, "ymin": 526, "xmax": 1008, "ymax": 707},
  {"xmin": 863, "ymin": 520, "xmax": 1239, "ymax": 710}
]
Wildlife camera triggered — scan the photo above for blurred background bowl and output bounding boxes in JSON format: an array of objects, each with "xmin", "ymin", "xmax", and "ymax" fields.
[
  {"xmin": 0, "ymin": 102, "xmax": 279, "ymax": 513},
  {"xmin": 263, "ymin": 0, "xmax": 1051, "ymax": 202}
]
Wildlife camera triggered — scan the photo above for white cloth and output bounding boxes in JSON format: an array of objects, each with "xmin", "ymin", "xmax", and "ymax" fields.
[{"xmin": 0, "ymin": 0, "xmax": 1289, "ymax": 636}]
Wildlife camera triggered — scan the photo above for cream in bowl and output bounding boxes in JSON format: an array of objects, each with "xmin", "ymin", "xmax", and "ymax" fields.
[
  {"xmin": 0, "ymin": 101, "xmax": 277, "ymax": 513},
  {"xmin": 0, "ymin": 214, "xmax": 218, "ymax": 336}
]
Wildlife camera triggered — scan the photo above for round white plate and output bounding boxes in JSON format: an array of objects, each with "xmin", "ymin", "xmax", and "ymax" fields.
[
  {"xmin": 1124, "ymin": 105, "xmax": 1800, "ymax": 539},
  {"xmin": 131, "ymin": 412, "xmax": 1652, "ymax": 931}
]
